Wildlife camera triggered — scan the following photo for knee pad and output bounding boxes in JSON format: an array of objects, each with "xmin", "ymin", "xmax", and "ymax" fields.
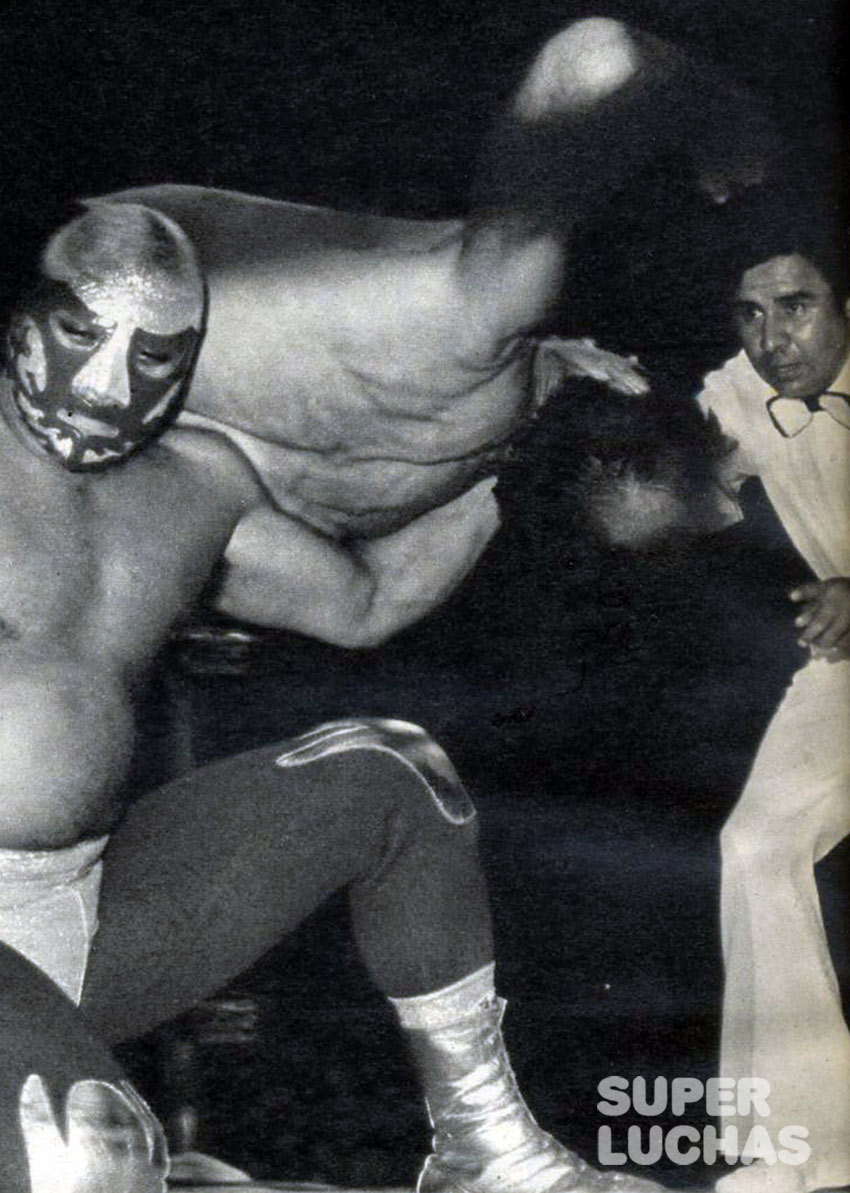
[{"xmin": 274, "ymin": 719, "xmax": 476, "ymax": 825}]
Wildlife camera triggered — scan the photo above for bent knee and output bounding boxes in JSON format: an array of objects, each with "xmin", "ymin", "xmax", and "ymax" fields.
[
  {"xmin": 515, "ymin": 17, "xmax": 638, "ymax": 120},
  {"xmin": 275, "ymin": 718, "xmax": 477, "ymax": 826}
]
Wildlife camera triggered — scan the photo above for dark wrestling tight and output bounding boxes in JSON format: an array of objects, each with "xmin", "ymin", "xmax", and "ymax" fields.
[{"xmin": 0, "ymin": 723, "xmax": 493, "ymax": 1190}]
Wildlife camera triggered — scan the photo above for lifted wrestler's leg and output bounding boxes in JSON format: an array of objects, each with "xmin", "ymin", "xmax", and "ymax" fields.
[
  {"xmin": 82, "ymin": 719, "xmax": 665, "ymax": 1193},
  {"xmin": 460, "ymin": 16, "xmax": 775, "ymax": 342}
]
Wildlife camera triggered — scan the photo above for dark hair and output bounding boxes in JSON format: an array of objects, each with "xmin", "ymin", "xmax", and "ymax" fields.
[
  {"xmin": 498, "ymin": 370, "xmax": 734, "ymax": 552},
  {"xmin": 717, "ymin": 186, "xmax": 850, "ymax": 305}
]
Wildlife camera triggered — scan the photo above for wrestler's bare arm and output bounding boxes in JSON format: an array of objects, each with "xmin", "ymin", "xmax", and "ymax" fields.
[{"xmin": 215, "ymin": 477, "xmax": 500, "ymax": 647}]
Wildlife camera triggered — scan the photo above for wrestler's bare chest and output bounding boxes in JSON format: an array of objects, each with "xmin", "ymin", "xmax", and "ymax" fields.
[
  {"xmin": 0, "ymin": 440, "xmax": 232, "ymax": 662},
  {"xmin": 179, "ymin": 261, "xmax": 532, "ymax": 535},
  {"xmin": 0, "ymin": 433, "xmax": 241, "ymax": 847},
  {"xmin": 108, "ymin": 186, "xmax": 535, "ymax": 501}
]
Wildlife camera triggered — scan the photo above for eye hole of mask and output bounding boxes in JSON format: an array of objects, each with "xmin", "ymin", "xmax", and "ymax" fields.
[
  {"xmin": 133, "ymin": 346, "xmax": 183, "ymax": 380},
  {"xmin": 48, "ymin": 310, "xmax": 102, "ymax": 351}
]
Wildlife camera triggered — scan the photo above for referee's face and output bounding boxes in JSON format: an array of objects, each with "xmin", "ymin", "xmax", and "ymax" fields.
[{"xmin": 733, "ymin": 253, "xmax": 850, "ymax": 399}]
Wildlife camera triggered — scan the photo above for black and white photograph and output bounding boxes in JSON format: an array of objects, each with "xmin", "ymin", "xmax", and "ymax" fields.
[{"xmin": 0, "ymin": 2, "xmax": 846, "ymax": 1190}]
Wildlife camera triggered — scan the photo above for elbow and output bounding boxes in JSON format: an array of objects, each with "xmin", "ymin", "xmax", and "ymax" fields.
[
  {"xmin": 324, "ymin": 569, "xmax": 419, "ymax": 649},
  {"xmin": 324, "ymin": 596, "xmax": 421, "ymax": 649},
  {"xmin": 324, "ymin": 622, "xmax": 400, "ymax": 651},
  {"xmin": 210, "ymin": 604, "xmax": 397, "ymax": 650}
]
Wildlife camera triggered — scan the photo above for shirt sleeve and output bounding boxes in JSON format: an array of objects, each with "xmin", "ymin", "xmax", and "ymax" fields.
[{"xmin": 694, "ymin": 359, "xmax": 755, "ymax": 516}]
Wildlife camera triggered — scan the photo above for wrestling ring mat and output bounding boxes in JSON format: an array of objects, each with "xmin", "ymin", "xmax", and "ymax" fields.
[{"xmin": 167, "ymin": 1155, "xmax": 407, "ymax": 1191}]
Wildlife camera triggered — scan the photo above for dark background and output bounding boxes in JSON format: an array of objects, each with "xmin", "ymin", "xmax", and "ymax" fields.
[
  {"xmin": 0, "ymin": 0, "xmax": 845, "ymax": 211},
  {"xmin": 0, "ymin": 1, "xmax": 847, "ymax": 1186},
  {"xmin": 0, "ymin": 0, "xmax": 846, "ymax": 343}
]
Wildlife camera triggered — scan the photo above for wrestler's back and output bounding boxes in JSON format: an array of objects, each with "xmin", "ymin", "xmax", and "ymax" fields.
[
  {"xmin": 0, "ymin": 417, "xmax": 247, "ymax": 850},
  {"xmin": 106, "ymin": 185, "xmax": 534, "ymax": 536}
]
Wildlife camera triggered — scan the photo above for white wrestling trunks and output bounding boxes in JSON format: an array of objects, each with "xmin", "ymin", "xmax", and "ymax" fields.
[{"xmin": 0, "ymin": 836, "xmax": 108, "ymax": 1004}]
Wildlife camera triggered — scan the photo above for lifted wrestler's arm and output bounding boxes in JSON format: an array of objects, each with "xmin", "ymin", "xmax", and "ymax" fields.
[{"xmin": 215, "ymin": 477, "xmax": 500, "ymax": 647}]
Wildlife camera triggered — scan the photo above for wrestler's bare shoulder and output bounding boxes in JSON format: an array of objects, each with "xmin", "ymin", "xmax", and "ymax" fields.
[
  {"xmin": 163, "ymin": 423, "xmax": 262, "ymax": 495},
  {"xmin": 77, "ymin": 431, "xmax": 262, "ymax": 650},
  {"xmin": 85, "ymin": 426, "xmax": 258, "ymax": 520}
]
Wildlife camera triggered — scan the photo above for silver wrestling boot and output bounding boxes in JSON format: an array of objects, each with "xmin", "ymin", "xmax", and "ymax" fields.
[
  {"xmin": 405, "ymin": 995, "xmax": 664, "ymax": 1193},
  {"xmin": 18, "ymin": 1074, "xmax": 169, "ymax": 1192}
]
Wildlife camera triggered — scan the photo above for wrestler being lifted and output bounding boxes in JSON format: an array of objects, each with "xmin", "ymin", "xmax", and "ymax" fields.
[{"xmin": 105, "ymin": 16, "xmax": 771, "ymax": 554}]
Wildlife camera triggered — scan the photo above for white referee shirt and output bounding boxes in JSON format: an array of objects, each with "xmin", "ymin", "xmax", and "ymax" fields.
[{"xmin": 697, "ymin": 349, "xmax": 850, "ymax": 580}]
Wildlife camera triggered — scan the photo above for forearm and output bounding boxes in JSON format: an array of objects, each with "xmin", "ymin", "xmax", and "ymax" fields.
[
  {"xmin": 214, "ymin": 547, "xmax": 376, "ymax": 647},
  {"xmin": 215, "ymin": 480, "xmax": 500, "ymax": 648},
  {"xmin": 353, "ymin": 481, "xmax": 501, "ymax": 643}
]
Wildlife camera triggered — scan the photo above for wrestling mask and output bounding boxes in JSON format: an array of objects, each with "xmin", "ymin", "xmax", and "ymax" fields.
[{"xmin": 6, "ymin": 203, "xmax": 203, "ymax": 470}]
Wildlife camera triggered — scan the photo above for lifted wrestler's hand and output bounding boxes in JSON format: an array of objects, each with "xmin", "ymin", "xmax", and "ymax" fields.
[
  {"xmin": 537, "ymin": 337, "xmax": 649, "ymax": 397},
  {"xmin": 19, "ymin": 1074, "xmax": 169, "ymax": 1192},
  {"xmin": 790, "ymin": 578, "xmax": 850, "ymax": 660}
]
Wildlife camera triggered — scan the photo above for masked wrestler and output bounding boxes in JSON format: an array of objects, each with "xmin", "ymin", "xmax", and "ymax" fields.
[
  {"xmin": 5, "ymin": 217, "xmax": 203, "ymax": 478},
  {"xmin": 102, "ymin": 16, "xmax": 771, "ymax": 551},
  {"xmin": 5, "ymin": 209, "xmax": 203, "ymax": 471},
  {"xmin": 0, "ymin": 199, "xmax": 674, "ymax": 1193}
]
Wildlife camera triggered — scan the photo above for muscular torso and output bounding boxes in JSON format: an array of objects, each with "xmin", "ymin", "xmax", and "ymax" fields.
[
  {"xmin": 0, "ymin": 402, "xmax": 250, "ymax": 849},
  {"xmin": 1, "ymin": 183, "xmax": 548, "ymax": 846},
  {"xmin": 106, "ymin": 185, "xmax": 538, "ymax": 537}
]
